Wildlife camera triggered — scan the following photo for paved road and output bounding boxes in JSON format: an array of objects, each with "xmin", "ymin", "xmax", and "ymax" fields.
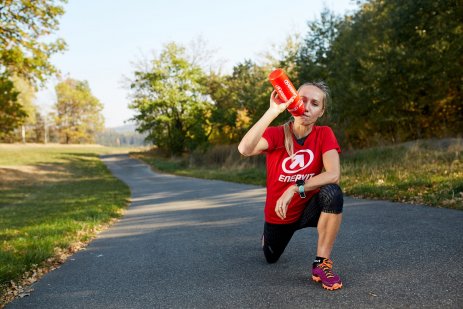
[{"xmin": 7, "ymin": 154, "xmax": 463, "ymax": 308}]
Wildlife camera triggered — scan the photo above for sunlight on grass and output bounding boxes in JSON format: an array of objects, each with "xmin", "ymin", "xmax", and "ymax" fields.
[
  {"xmin": 0, "ymin": 144, "xmax": 133, "ymax": 298},
  {"xmin": 340, "ymin": 139, "xmax": 462, "ymax": 208}
]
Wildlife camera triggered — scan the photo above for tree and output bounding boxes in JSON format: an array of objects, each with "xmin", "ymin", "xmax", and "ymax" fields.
[
  {"xmin": 33, "ymin": 111, "xmax": 47, "ymax": 143},
  {"xmin": 0, "ymin": 0, "xmax": 67, "ymax": 140},
  {"xmin": 11, "ymin": 75, "xmax": 37, "ymax": 142},
  {"xmin": 0, "ymin": 0, "xmax": 67, "ymax": 84},
  {"xmin": 0, "ymin": 75, "xmax": 26, "ymax": 140},
  {"xmin": 260, "ymin": 32, "xmax": 302, "ymax": 76},
  {"xmin": 129, "ymin": 42, "xmax": 213, "ymax": 155},
  {"xmin": 226, "ymin": 60, "xmax": 275, "ymax": 125},
  {"xmin": 297, "ymin": 8, "xmax": 342, "ymax": 84},
  {"xmin": 328, "ymin": 0, "xmax": 463, "ymax": 146},
  {"xmin": 203, "ymin": 71, "xmax": 241, "ymax": 144},
  {"xmin": 54, "ymin": 78, "xmax": 104, "ymax": 144}
]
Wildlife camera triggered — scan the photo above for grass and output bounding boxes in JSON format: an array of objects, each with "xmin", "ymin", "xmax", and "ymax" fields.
[
  {"xmin": 0, "ymin": 144, "xmax": 136, "ymax": 303},
  {"xmin": 132, "ymin": 154, "xmax": 267, "ymax": 185},
  {"xmin": 132, "ymin": 138, "xmax": 462, "ymax": 210},
  {"xmin": 341, "ymin": 139, "xmax": 462, "ymax": 208}
]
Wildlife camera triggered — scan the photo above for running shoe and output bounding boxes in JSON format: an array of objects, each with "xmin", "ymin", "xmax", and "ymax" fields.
[{"xmin": 311, "ymin": 258, "xmax": 343, "ymax": 290}]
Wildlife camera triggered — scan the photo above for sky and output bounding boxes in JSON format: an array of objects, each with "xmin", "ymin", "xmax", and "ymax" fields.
[{"xmin": 36, "ymin": 0, "xmax": 359, "ymax": 128}]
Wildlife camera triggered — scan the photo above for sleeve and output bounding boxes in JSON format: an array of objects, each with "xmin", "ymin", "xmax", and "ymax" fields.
[
  {"xmin": 321, "ymin": 127, "xmax": 341, "ymax": 154},
  {"xmin": 262, "ymin": 126, "xmax": 279, "ymax": 152}
]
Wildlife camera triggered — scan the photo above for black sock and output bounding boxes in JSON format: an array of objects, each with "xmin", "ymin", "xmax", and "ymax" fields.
[{"xmin": 312, "ymin": 256, "xmax": 327, "ymax": 268}]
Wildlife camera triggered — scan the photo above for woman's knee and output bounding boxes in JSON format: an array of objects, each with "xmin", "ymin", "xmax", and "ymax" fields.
[
  {"xmin": 263, "ymin": 245, "xmax": 281, "ymax": 264},
  {"xmin": 262, "ymin": 222, "xmax": 296, "ymax": 264},
  {"xmin": 319, "ymin": 184, "xmax": 343, "ymax": 214}
]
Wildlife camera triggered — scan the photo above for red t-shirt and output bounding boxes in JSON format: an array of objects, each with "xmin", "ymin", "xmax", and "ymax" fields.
[{"xmin": 262, "ymin": 125, "xmax": 341, "ymax": 224}]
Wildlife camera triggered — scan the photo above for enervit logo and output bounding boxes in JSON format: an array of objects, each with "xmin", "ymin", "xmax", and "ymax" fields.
[
  {"xmin": 275, "ymin": 85, "xmax": 287, "ymax": 101},
  {"xmin": 282, "ymin": 149, "xmax": 314, "ymax": 174},
  {"xmin": 284, "ymin": 79, "xmax": 297, "ymax": 96}
]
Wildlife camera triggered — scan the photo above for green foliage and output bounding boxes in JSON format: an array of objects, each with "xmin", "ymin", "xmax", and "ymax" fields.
[
  {"xmin": 206, "ymin": 60, "xmax": 283, "ymax": 144},
  {"xmin": 226, "ymin": 60, "xmax": 273, "ymax": 124},
  {"xmin": 203, "ymin": 72, "xmax": 241, "ymax": 144},
  {"xmin": 0, "ymin": 0, "xmax": 67, "ymax": 140},
  {"xmin": 128, "ymin": 0, "xmax": 462, "ymax": 153},
  {"xmin": 325, "ymin": 0, "xmax": 463, "ymax": 147},
  {"xmin": 129, "ymin": 42, "xmax": 213, "ymax": 155},
  {"xmin": 54, "ymin": 78, "xmax": 104, "ymax": 144},
  {"xmin": 0, "ymin": 75, "xmax": 41, "ymax": 143},
  {"xmin": 297, "ymin": 8, "xmax": 342, "ymax": 84},
  {"xmin": 11, "ymin": 75, "xmax": 37, "ymax": 125},
  {"xmin": 0, "ymin": 0, "xmax": 67, "ymax": 85},
  {"xmin": 0, "ymin": 75, "xmax": 26, "ymax": 139}
]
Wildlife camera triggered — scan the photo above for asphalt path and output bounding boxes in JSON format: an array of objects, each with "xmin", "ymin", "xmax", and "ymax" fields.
[{"xmin": 7, "ymin": 154, "xmax": 463, "ymax": 308}]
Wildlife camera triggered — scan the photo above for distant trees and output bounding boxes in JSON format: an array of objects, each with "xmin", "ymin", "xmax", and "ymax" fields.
[
  {"xmin": 95, "ymin": 129, "xmax": 147, "ymax": 147},
  {"xmin": 207, "ymin": 60, "xmax": 272, "ymax": 145},
  {"xmin": 0, "ymin": 0, "xmax": 67, "ymax": 140},
  {"xmin": 11, "ymin": 75, "xmax": 38, "ymax": 142},
  {"xmin": 1, "ymin": 76, "xmax": 105, "ymax": 144},
  {"xmin": 54, "ymin": 78, "xmax": 104, "ymax": 143},
  {"xmin": 127, "ymin": 0, "xmax": 462, "ymax": 153}
]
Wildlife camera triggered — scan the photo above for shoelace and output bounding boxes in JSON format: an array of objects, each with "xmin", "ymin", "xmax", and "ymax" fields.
[{"xmin": 319, "ymin": 261, "xmax": 335, "ymax": 278}]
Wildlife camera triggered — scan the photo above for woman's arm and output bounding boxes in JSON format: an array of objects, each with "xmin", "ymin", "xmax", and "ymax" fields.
[
  {"xmin": 275, "ymin": 149, "xmax": 340, "ymax": 219},
  {"xmin": 238, "ymin": 91, "xmax": 294, "ymax": 156},
  {"xmin": 304, "ymin": 149, "xmax": 341, "ymax": 190}
]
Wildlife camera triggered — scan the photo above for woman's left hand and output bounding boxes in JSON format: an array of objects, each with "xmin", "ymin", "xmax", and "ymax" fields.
[{"xmin": 275, "ymin": 185, "xmax": 296, "ymax": 220}]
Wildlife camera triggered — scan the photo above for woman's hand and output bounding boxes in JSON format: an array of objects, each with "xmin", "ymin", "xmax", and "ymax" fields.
[
  {"xmin": 275, "ymin": 185, "xmax": 296, "ymax": 220},
  {"xmin": 269, "ymin": 90, "xmax": 296, "ymax": 115}
]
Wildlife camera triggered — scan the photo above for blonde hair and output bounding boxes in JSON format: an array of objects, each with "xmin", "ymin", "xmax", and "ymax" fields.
[{"xmin": 283, "ymin": 81, "xmax": 330, "ymax": 158}]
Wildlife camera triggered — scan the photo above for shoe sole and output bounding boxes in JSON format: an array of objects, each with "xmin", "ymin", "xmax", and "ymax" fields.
[{"xmin": 312, "ymin": 275, "xmax": 343, "ymax": 290}]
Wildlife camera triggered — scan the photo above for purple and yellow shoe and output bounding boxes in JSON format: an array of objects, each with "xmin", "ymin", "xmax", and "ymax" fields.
[{"xmin": 312, "ymin": 258, "xmax": 343, "ymax": 290}]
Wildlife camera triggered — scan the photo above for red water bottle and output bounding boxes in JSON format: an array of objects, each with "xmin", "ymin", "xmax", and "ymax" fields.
[{"xmin": 268, "ymin": 68, "xmax": 305, "ymax": 116}]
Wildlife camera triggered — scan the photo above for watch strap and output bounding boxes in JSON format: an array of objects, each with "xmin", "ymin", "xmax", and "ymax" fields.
[{"xmin": 296, "ymin": 181, "xmax": 306, "ymax": 198}]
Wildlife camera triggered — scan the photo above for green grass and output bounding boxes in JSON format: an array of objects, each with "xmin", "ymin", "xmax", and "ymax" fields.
[
  {"xmin": 341, "ymin": 140, "xmax": 462, "ymax": 208},
  {"xmin": 132, "ymin": 153, "xmax": 267, "ymax": 185},
  {"xmin": 132, "ymin": 139, "xmax": 462, "ymax": 210},
  {"xmin": 0, "ymin": 144, "xmax": 134, "ymax": 298}
]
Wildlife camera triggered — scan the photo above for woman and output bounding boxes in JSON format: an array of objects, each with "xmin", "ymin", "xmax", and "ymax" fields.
[{"xmin": 237, "ymin": 82, "xmax": 343, "ymax": 291}]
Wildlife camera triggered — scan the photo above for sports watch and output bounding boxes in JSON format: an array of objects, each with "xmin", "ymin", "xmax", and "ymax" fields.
[{"xmin": 296, "ymin": 180, "xmax": 306, "ymax": 198}]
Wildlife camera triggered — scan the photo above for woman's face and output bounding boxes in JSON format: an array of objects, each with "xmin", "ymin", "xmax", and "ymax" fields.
[{"xmin": 295, "ymin": 85, "xmax": 325, "ymax": 126}]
